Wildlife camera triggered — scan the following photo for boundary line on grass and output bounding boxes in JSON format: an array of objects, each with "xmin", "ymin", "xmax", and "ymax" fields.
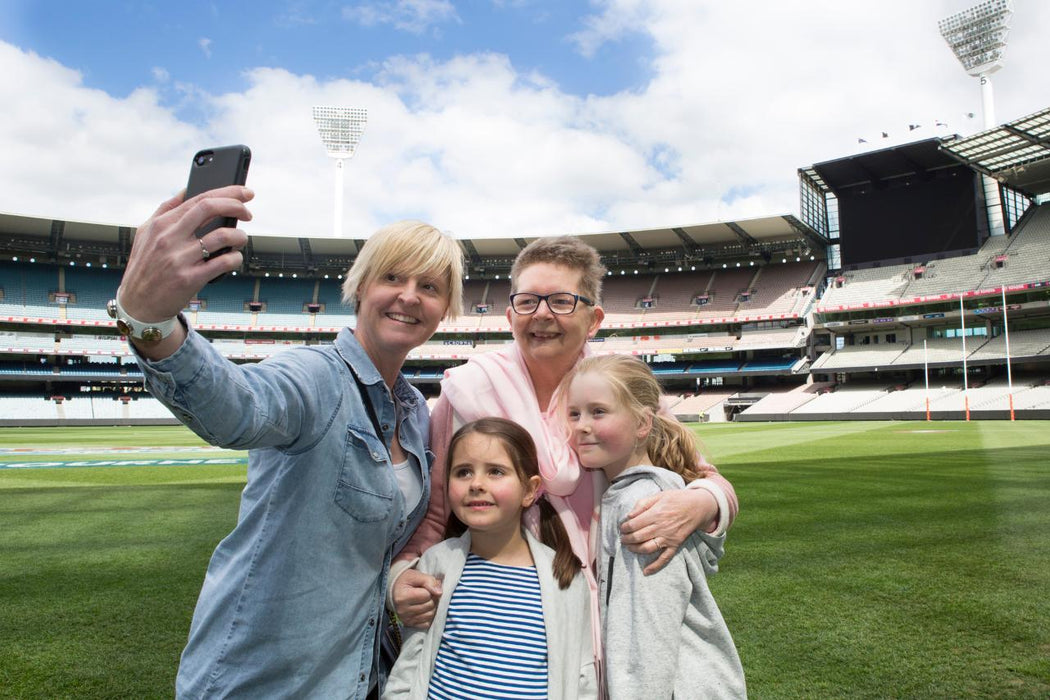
[{"xmin": 0, "ymin": 457, "xmax": 248, "ymax": 469}]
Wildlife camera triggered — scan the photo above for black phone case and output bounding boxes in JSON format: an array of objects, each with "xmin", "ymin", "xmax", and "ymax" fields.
[{"xmin": 186, "ymin": 145, "xmax": 251, "ymax": 242}]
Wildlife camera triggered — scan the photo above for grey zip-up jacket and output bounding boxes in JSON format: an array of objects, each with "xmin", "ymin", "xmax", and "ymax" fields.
[
  {"xmin": 383, "ymin": 530, "xmax": 598, "ymax": 699},
  {"xmin": 599, "ymin": 465, "xmax": 746, "ymax": 699}
]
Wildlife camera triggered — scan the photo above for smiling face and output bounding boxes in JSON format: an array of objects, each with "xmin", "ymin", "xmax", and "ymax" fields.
[
  {"xmin": 507, "ymin": 262, "xmax": 604, "ymax": 379},
  {"xmin": 566, "ymin": 370, "xmax": 652, "ymax": 480},
  {"xmin": 447, "ymin": 432, "xmax": 540, "ymax": 540},
  {"xmin": 354, "ymin": 270, "xmax": 449, "ymax": 379}
]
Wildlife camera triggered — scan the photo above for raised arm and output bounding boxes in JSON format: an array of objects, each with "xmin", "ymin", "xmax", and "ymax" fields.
[{"xmin": 116, "ymin": 186, "xmax": 337, "ymax": 451}]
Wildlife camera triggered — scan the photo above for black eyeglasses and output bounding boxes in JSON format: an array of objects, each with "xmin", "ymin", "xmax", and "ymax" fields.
[{"xmin": 509, "ymin": 292, "xmax": 595, "ymax": 316}]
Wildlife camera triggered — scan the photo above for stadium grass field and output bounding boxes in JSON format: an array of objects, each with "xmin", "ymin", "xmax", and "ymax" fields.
[{"xmin": 1, "ymin": 421, "xmax": 1048, "ymax": 698}]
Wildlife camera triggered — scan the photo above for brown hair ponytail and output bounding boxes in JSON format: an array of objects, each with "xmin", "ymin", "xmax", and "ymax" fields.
[{"xmin": 536, "ymin": 496, "xmax": 582, "ymax": 589}]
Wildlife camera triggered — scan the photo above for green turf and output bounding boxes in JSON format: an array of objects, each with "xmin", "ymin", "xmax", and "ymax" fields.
[
  {"xmin": 1, "ymin": 422, "xmax": 1048, "ymax": 698},
  {"xmin": 0, "ymin": 427, "xmax": 246, "ymax": 698},
  {"xmin": 700, "ymin": 421, "xmax": 1050, "ymax": 698},
  {"xmin": 0, "ymin": 426, "xmax": 214, "ymax": 448}
]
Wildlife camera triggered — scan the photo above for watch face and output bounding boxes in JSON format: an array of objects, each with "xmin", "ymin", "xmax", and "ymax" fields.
[
  {"xmin": 116, "ymin": 319, "xmax": 132, "ymax": 336},
  {"xmin": 141, "ymin": 327, "xmax": 162, "ymax": 343}
]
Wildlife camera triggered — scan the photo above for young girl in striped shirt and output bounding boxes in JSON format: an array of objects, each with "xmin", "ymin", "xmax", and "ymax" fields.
[{"xmin": 383, "ymin": 417, "xmax": 597, "ymax": 700}]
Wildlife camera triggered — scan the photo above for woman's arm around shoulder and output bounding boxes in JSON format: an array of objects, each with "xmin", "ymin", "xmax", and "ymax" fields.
[
  {"xmin": 618, "ymin": 455, "xmax": 738, "ymax": 575},
  {"xmin": 389, "ymin": 395, "xmax": 456, "ymax": 626},
  {"xmin": 382, "ymin": 536, "xmax": 468, "ymax": 699}
]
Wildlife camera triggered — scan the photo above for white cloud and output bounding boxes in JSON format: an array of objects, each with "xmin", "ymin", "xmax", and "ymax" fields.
[
  {"xmin": 0, "ymin": 0, "xmax": 1047, "ymax": 241},
  {"xmin": 276, "ymin": 2, "xmax": 319, "ymax": 27},
  {"xmin": 198, "ymin": 37, "xmax": 213, "ymax": 58},
  {"xmin": 0, "ymin": 43, "xmax": 201, "ymax": 226},
  {"xmin": 568, "ymin": 0, "xmax": 650, "ymax": 58},
  {"xmin": 342, "ymin": 0, "xmax": 459, "ymax": 35}
]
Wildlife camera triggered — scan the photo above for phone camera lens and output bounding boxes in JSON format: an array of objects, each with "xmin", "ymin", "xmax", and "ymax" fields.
[{"xmin": 195, "ymin": 154, "xmax": 207, "ymax": 166}]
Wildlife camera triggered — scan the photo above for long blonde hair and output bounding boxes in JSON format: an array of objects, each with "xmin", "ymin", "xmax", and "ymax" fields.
[{"xmin": 566, "ymin": 354, "xmax": 705, "ymax": 481}]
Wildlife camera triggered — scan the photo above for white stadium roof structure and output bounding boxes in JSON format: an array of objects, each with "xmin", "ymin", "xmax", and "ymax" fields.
[
  {"xmin": 939, "ymin": 106, "xmax": 1050, "ymax": 198},
  {"xmin": 0, "ymin": 210, "xmax": 827, "ymax": 279}
]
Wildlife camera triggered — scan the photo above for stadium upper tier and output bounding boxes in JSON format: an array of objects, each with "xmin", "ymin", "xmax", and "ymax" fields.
[
  {"xmin": 817, "ymin": 204, "xmax": 1050, "ymax": 313},
  {"xmin": 0, "ymin": 259, "xmax": 821, "ymax": 334}
]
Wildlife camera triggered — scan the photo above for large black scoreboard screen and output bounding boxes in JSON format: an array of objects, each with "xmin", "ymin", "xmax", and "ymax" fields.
[{"xmin": 813, "ymin": 139, "xmax": 988, "ymax": 268}]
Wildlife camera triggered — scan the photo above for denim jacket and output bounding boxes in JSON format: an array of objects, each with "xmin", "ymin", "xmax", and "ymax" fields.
[{"xmin": 137, "ymin": 325, "xmax": 432, "ymax": 699}]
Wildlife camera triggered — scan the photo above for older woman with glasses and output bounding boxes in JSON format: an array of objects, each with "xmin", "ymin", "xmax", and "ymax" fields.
[{"xmin": 389, "ymin": 237, "xmax": 738, "ymax": 657}]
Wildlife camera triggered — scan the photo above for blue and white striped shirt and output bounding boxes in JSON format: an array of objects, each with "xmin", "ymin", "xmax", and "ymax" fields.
[{"xmin": 427, "ymin": 554, "xmax": 549, "ymax": 699}]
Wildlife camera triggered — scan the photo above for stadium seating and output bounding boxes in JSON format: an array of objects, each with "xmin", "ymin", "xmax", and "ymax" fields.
[
  {"xmin": 602, "ymin": 275, "xmax": 657, "ymax": 317},
  {"xmin": 5, "ymin": 197, "xmax": 1050, "ymax": 424},
  {"xmin": 969, "ymin": 328, "xmax": 1050, "ymax": 360},
  {"xmin": 737, "ymin": 384, "xmax": 826, "ymax": 418},
  {"xmin": 257, "ymin": 277, "xmax": 318, "ymax": 314},
  {"xmin": 788, "ymin": 384, "xmax": 891, "ymax": 415},
  {"xmin": 892, "ymin": 336, "xmax": 987, "ymax": 366},
  {"xmin": 810, "ymin": 343, "xmax": 908, "ymax": 371},
  {"xmin": 818, "ymin": 264, "xmax": 911, "ymax": 310},
  {"xmin": 671, "ymin": 391, "xmax": 736, "ymax": 420},
  {"xmin": 64, "ymin": 266, "xmax": 123, "ymax": 309},
  {"xmin": 196, "ymin": 276, "xmax": 256, "ymax": 314}
]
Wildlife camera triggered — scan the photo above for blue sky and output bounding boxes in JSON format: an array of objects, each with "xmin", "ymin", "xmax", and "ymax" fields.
[
  {"xmin": 0, "ymin": 1, "xmax": 1047, "ymax": 239},
  {"xmin": 2, "ymin": 2, "xmax": 653, "ymax": 117}
]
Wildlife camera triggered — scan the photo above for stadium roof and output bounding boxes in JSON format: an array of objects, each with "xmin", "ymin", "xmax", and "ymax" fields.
[
  {"xmin": 811, "ymin": 138, "xmax": 962, "ymax": 194},
  {"xmin": 939, "ymin": 106, "xmax": 1050, "ymax": 197},
  {"xmin": 0, "ymin": 210, "xmax": 825, "ymax": 276}
]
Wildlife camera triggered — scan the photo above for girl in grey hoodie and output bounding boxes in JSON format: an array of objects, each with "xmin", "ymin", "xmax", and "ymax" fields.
[{"xmin": 565, "ymin": 355, "xmax": 747, "ymax": 699}]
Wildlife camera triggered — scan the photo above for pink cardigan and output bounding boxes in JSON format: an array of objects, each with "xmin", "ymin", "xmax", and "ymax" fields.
[{"xmin": 397, "ymin": 343, "xmax": 739, "ymax": 570}]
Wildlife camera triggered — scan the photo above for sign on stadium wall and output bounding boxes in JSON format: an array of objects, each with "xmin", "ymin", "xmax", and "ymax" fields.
[
  {"xmin": 816, "ymin": 282, "xmax": 1043, "ymax": 314},
  {"xmin": 974, "ymin": 304, "xmax": 1023, "ymax": 315}
]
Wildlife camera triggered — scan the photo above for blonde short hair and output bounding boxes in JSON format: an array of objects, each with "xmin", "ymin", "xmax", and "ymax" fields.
[{"xmin": 341, "ymin": 220, "xmax": 464, "ymax": 320}]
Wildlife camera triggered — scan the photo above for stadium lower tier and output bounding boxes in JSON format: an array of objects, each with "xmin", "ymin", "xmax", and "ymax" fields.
[{"xmin": 4, "ymin": 377, "xmax": 1049, "ymax": 426}]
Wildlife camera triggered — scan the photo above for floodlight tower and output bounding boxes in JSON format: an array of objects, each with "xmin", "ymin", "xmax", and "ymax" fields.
[
  {"xmin": 313, "ymin": 106, "xmax": 368, "ymax": 238},
  {"xmin": 939, "ymin": 0, "xmax": 1013, "ymax": 236}
]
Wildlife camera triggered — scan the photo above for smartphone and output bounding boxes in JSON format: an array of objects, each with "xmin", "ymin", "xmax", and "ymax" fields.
[{"xmin": 185, "ymin": 145, "xmax": 251, "ymax": 257}]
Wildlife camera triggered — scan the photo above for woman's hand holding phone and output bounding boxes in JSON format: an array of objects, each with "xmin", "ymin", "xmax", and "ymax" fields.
[
  {"xmin": 184, "ymin": 145, "xmax": 251, "ymax": 261},
  {"xmin": 115, "ymin": 145, "xmax": 253, "ymax": 360},
  {"xmin": 118, "ymin": 186, "xmax": 253, "ymax": 359}
]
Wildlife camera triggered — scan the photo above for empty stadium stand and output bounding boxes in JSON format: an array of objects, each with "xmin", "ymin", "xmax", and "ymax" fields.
[{"xmin": 6, "ymin": 111, "xmax": 1050, "ymax": 424}]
